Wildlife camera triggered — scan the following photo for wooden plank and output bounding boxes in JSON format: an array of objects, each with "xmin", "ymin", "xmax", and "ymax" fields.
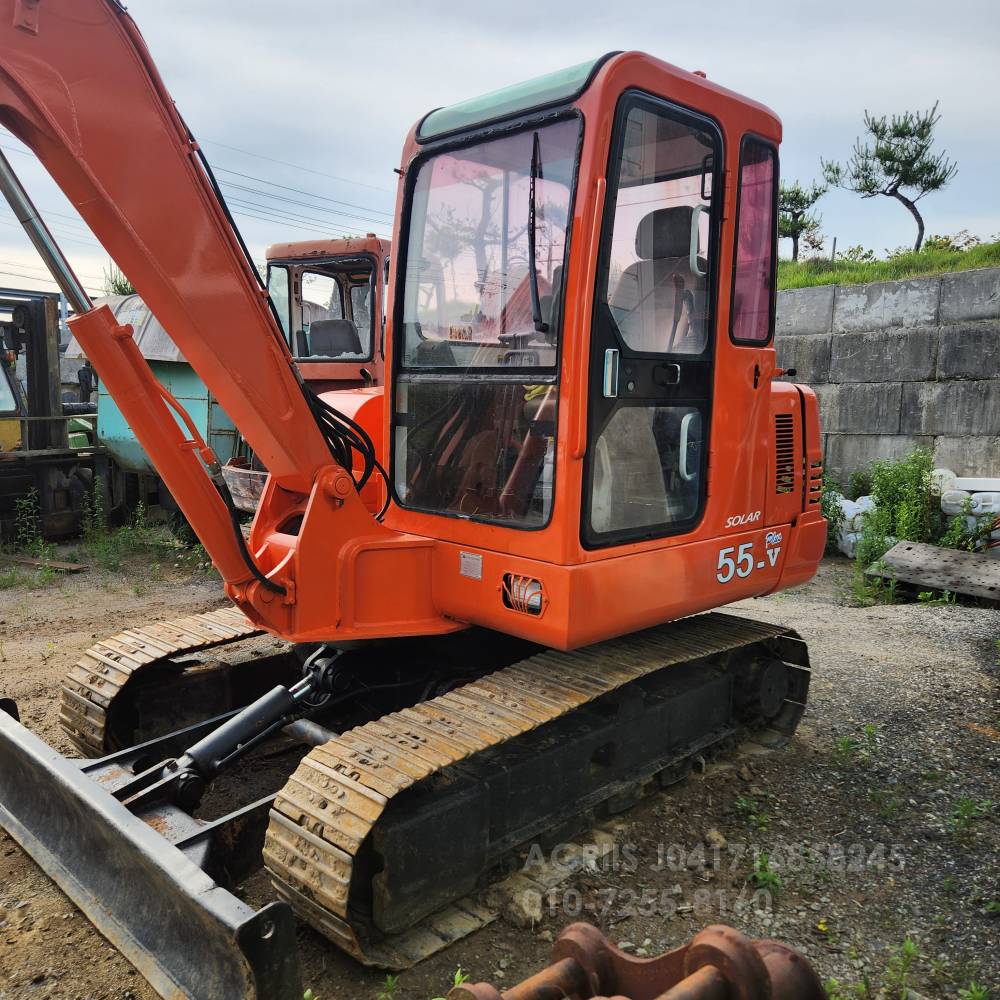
[
  {"xmin": 867, "ymin": 540, "xmax": 1000, "ymax": 601},
  {"xmin": 2, "ymin": 554, "xmax": 88, "ymax": 573}
]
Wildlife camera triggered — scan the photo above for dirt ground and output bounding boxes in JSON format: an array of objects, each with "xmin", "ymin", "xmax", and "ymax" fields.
[{"xmin": 0, "ymin": 555, "xmax": 998, "ymax": 999}]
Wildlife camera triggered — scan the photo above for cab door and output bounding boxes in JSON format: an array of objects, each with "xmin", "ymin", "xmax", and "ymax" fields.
[{"xmin": 583, "ymin": 92, "xmax": 722, "ymax": 548}]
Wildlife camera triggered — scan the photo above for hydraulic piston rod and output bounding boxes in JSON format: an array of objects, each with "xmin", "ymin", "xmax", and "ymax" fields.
[{"xmin": 0, "ymin": 149, "xmax": 91, "ymax": 313}]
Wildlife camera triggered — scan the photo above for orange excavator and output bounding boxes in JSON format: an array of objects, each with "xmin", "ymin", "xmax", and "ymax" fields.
[{"xmin": 0, "ymin": 4, "xmax": 826, "ymax": 999}]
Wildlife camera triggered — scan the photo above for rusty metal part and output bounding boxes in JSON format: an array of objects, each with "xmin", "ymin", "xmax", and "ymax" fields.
[
  {"xmin": 59, "ymin": 607, "xmax": 264, "ymax": 755},
  {"xmin": 263, "ymin": 613, "xmax": 809, "ymax": 967},
  {"xmin": 451, "ymin": 922, "xmax": 824, "ymax": 1000}
]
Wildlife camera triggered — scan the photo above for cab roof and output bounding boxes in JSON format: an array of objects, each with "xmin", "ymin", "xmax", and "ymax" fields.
[
  {"xmin": 417, "ymin": 53, "xmax": 617, "ymax": 143},
  {"xmin": 266, "ymin": 234, "xmax": 389, "ymax": 263}
]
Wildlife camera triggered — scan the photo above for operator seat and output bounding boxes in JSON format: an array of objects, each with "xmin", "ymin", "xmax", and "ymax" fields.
[
  {"xmin": 308, "ymin": 318, "xmax": 363, "ymax": 358},
  {"xmin": 609, "ymin": 205, "xmax": 706, "ymax": 354}
]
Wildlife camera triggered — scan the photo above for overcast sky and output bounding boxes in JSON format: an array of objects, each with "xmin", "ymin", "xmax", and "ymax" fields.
[{"xmin": 0, "ymin": 0, "xmax": 996, "ymax": 296}]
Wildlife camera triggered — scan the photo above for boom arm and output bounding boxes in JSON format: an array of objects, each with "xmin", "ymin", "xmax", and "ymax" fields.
[{"xmin": 0, "ymin": 0, "xmax": 331, "ymax": 494}]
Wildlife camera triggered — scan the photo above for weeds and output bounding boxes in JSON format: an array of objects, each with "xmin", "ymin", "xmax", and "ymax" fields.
[
  {"xmin": 0, "ymin": 567, "xmax": 21, "ymax": 590},
  {"xmin": 870, "ymin": 789, "xmax": 901, "ymax": 820},
  {"xmin": 376, "ymin": 974, "xmax": 400, "ymax": 1000},
  {"xmin": 884, "ymin": 938, "xmax": 919, "ymax": 999},
  {"xmin": 833, "ymin": 725, "xmax": 878, "ymax": 766},
  {"xmin": 748, "ymin": 852, "xmax": 780, "ymax": 894},
  {"xmin": 820, "ymin": 475, "xmax": 846, "ymax": 553},
  {"xmin": 828, "ymin": 936, "xmax": 990, "ymax": 999},
  {"xmin": 958, "ymin": 985, "xmax": 991, "ymax": 1000},
  {"xmin": 856, "ymin": 448, "xmax": 936, "ymax": 565},
  {"xmin": 949, "ymin": 797, "xmax": 995, "ymax": 836},
  {"xmin": 431, "ymin": 968, "xmax": 471, "ymax": 1000},
  {"xmin": 824, "ymin": 977, "xmax": 871, "ymax": 999},
  {"xmin": 917, "ymin": 589, "xmax": 957, "ymax": 605},
  {"xmin": 845, "ymin": 469, "xmax": 872, "ymax": 501},
  {"xmin": 80, "ymin": 487, "xmax": 182, "ymax": 572},
  {"xmin": 735, "ymin": 795, "xmax": 770, "ymax": 832},
  {"xmin": 777, "ymin": 236, "xmax": 1000, "ymax": 290}
]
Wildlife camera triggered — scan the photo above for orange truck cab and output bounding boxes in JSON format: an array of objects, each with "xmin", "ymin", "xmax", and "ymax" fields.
[
  {"xmin": 223, "ymin": 235, "xmax": 390, "ymax": 510},
  {"xmin": 264, "ymin": 234, "xmax": 389, "ymax": 392}
]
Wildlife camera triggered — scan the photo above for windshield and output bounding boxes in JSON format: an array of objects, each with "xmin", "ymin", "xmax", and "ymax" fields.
[
  {"xmin": 400, "ymin": 118, "xmax": 580, "ymax": 370},
  {"xmin": 268, "ymin": 257, "xmax": 376, "ymax": 361}
]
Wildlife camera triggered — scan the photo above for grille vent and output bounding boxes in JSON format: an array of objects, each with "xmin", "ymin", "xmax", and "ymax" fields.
[
  {"xmin": 807, "ymin": 460, "xmax": 823, "ymax": 506},
  {"xmin": 774, "ymin": 413, "xmax": 795, "ymax": 495}
]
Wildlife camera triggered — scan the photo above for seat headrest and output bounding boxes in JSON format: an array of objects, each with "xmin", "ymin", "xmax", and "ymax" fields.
[
  {"xmin": 635, "ymin": 206, "xmax": 693, "ymax": 260},
  {"xmin": 309, "ymin": 318, "xmax": 362, "ymax": 357}
]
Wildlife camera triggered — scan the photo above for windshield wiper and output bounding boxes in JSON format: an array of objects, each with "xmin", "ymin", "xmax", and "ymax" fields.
[{"xmin": 527, "ymin": 131, "xmax": 549, "ymax": 336}]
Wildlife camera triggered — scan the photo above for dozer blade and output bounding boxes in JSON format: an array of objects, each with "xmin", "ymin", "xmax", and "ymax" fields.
[{"xmin": 0, "ymin": 705, "xmax": 302, "ymax": 1000}]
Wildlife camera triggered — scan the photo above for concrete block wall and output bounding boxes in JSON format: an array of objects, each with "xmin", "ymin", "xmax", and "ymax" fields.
[{"xmin": 775, "ymin": 268, "xmax": 1000, "ymax": 483}]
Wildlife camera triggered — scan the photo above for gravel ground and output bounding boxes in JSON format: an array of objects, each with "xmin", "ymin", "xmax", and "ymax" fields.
[{"xmin": 0, "ymin": 555, "xmax": 998, "ymax": 999}]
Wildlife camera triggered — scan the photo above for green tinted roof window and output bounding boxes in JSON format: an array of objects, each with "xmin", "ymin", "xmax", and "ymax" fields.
[{"xmin": 418, "ymin": 54, "xmax": 615, "ymax": 141}]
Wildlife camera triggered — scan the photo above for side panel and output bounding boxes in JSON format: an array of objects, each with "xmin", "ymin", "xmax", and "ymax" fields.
[{"xmin": 431, "ymin": 521, "xmax": 798, "ymax": 649}]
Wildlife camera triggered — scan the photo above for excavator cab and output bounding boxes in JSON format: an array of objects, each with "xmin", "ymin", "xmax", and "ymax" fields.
[
  {"xmin": 0, "ymin": 9, "xmax": 826, "ymax": 999},
  {"xmin": 376, "ymin": 53, "xmax": 824, "ymax": 650},
  {"xmin": 265, "ymin": 234, "xmax": 388, "ymax": 388}
]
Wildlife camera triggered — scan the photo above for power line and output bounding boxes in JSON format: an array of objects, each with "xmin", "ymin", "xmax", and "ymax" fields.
[
  {"xmin": 0, "ymin": 216, "xmax": 104, "ymax": 251},
  {"xmin": 0, "ymin": 130, "xmax": 392, "ymax": 248},
  {"xmin": 229, "ymin": 206, "xmax": 381, "ymax": 240},
  {"xmin": 227, "ymin": 206, "xmax": 340, "ymax": 237},
  {"xmin": 0, "ymin": 268, "xmax": 101, "ymax": 295},
  {"xmin": 200, "ymin": 138, "xmax": 394, "ymax": 195},
  {"xmin": 212, "ymin": 166, "xmax": 392, "ymax": 218},
  {"xmin": 222, "ymin": 190, "xmax": 390, "ymax": 234},
  {"xmin": 220, "ymin": 179, "xmax": 390, "ymax": 228},
  {"xmin": 0, "ymin": 258, "xmax": 105, "ymax": 283}
]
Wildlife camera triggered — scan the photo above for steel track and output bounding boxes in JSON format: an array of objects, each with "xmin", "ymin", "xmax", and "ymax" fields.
[
  {"xmin": 263, "ymin": 612, "xmax": 809, "ymax": 967},
  {"xmin": 59, "ymin": 607, "xmax": 264, "ymax": 755}
]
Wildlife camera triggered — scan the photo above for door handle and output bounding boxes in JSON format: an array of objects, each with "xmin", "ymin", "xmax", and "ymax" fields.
[
  {"xmin": 602, "ymin": 348, "xmax": 619, "ymax": 398},
  {"xmin": 654, "ymin": 363, "xmax": 681, "ymax": 387}
]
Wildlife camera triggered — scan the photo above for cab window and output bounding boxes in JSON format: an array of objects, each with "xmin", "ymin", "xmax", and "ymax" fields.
[
  {"xmin": 0, "ymin": 365, "xmax": 17, "ymax": 414},
  {"xmin": 295, "ymin": 267, "xmax": 373, "ymax": 361},
  {"xmin": 393, "ymin": 117, "xmax": 581, "ymax": 528},
  {"xmin": 267, "ymin": 265, "xmax": 291, "ymax": 338},
  {"xmin": 730, "ymin": 137, "xmax": 777, "ymax": 344}
]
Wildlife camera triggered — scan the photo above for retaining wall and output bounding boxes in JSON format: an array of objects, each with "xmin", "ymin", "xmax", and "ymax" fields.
[{"xmin": 775, "ymin": 267, "xmax": 1000, "ymax": 483}]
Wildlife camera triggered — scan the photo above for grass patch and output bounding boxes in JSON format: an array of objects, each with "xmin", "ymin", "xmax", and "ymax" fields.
[
  {"xmin": 833, "ymin": 724, "xmax": 879, "ymax": 766},
  {"xmin": 80, "ymin": 485, "xmax": 195, "ymax": 573},
  {"xmin": 735, "ymin": 794, "xmax": 770, "ymax": 833},
  {"xmin": 777, "ymin": 237, "xmax": 1000, "ymax": 290},
  {"xmin": 835, "ymin": 445, "xmax": 994, "ymax": 603}
]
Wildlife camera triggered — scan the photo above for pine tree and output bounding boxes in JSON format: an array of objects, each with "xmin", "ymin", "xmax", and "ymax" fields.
[
  {"xmin": 822, "ymin": 103, "xmax": 957, "ymax": 252},
  {"xmin": 778, "ymin": 181, "xmax": 826, "ymax": 261}
]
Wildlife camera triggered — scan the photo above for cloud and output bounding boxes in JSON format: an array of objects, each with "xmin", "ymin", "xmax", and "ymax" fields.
[{"xmin": 2, "ymin": 0, "xmax": 996, "ymax": 288}]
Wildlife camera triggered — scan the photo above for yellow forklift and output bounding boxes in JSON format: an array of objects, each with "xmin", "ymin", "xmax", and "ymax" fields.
[{"xmin": 0, "ymin": 287, "xmax": 106, "ymax": 538}]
